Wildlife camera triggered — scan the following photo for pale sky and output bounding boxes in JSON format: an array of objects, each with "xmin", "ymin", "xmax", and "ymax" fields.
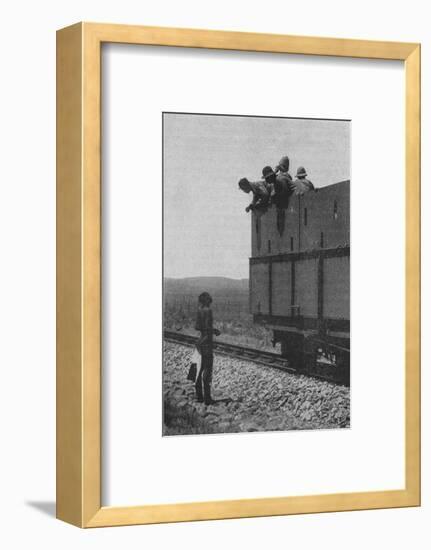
[{"xmin": 163, "ymin": 113, "xmax": 350, "ymax": 279}]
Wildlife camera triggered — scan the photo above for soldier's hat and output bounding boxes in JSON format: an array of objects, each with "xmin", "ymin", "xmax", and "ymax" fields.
[
  {"xmin": 278, "ymin": 156, "xmax": 290, "ymax": 170},
  {"xmin": 262, "ymin": 166, "xmax": 276, "ymax": 179},
  {"xmin": 296, "ymin": 166, "xmax": 307, "ymax": 178}
]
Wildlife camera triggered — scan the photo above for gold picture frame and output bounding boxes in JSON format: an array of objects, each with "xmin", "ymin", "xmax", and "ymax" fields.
[{"xmin": 56, "ymin": 22, "xmax": 421, "ymax": 528}]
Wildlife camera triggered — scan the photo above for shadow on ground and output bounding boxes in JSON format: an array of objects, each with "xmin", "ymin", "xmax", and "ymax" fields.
[{"xmin": 26, "ymin": 501, "xmax": 56, "ymax": 518}]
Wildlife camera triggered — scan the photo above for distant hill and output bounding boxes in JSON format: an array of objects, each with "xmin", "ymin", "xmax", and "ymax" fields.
[{"xmin": 164, "ymin": 276, "xmax": 248, "ymax": 301}]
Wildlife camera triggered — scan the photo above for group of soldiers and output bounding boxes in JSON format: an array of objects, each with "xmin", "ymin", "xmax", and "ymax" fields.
[
  {"xmin": 191, "ymin": 156, "xmax": 316, "ymax": 406},
  {"xmin": 238, "ymin": 155, "xmax": 315, "ymax": 215}
]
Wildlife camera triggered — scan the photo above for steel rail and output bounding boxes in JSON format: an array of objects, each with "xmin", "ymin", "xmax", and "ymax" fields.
[{"xmin": 164, "ymin": 330, "xmax": 349, "ymax": 386}]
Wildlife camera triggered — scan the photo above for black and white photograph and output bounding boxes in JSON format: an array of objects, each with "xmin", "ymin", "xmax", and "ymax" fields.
[
  {"xmin": 163, "ymin": 112, "xmax": 350, "ymax": 436},
  {"xmin": 2, "ymin": 1, "xmax": 425, "ymax": 543}
]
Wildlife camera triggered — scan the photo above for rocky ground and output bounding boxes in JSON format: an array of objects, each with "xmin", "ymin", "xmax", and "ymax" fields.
[{"xmin": 163, "ymin": 342, "xmax": 350, "ymax": 436}]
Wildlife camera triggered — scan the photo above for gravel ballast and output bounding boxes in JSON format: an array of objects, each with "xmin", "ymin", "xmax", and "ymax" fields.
[{"xmin": 163, "ymin": 342, "xmax": 350, "ymax": 436}]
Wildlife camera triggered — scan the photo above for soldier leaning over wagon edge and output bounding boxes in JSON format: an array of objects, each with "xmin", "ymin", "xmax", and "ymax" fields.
[
  {"xmin": 261, "ymin": 165, "xmax": 295, "ymax": 209},
  {"xmin": 261, "ymin": 165, "xmax": 295, "ymax": 235},
  {"xmin": 238, "ymin": 177, "xmax": 271, "ymax": 213},
  {"xmin": 275, "ymin": 155, "xmax": 293, "ymax": 181}
]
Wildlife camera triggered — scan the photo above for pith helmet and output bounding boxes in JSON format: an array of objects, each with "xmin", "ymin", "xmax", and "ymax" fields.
[
  {"xmin": 262, "ymin": 166, "xmax": 276, "ymax": 179},
  {"xmin": 296, "ymin": 166, "xmax": 307, "ymax": 178},
  {"xmin": 278, "ymin": 156, "xmax": 290, "ymax": 170}
]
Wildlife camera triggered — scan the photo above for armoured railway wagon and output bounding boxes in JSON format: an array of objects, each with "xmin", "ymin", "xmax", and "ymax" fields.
[{"xmin": 249, "ymin": 180, "xmax": 350, "ymax": 384}]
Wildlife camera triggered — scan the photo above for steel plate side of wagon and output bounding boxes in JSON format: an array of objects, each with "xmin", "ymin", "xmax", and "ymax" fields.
[{"xmin": 300, "ymin": 180, "xmax": 350, "ymax": 250}]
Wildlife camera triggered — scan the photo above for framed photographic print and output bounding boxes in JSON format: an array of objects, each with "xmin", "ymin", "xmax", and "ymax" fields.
[{"xmin": 56, "ymin": 23, "xmax": 420, "ymax": 527}]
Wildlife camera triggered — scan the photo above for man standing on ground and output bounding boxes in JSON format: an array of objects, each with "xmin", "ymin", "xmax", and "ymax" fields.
[{"xmin": 195, "ymin": 292, "xmax": 220, "ymax": 405}]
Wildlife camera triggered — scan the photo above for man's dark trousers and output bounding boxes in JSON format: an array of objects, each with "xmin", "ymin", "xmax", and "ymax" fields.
[{"xmin": 195, "ymin": 353, "xmax": 213, "ymax": 404}]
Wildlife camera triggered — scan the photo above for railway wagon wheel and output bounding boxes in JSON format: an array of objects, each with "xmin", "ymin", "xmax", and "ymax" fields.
[
  {"xmin": 323, "ymin": 345, "xmax": 349, "ymax": 385},
  {"xmin": 304, "ymin": 338, "xmax": 350, "ymax": 385},
  {"xmin": 280, "ymin": 333, "xmax": 305, "ymax": 372}
]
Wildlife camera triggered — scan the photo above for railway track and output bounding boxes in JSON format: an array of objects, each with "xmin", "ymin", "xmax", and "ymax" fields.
[{"xmin": 164, "ymin": 330, "xmax": 348, "ymax": 385}]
